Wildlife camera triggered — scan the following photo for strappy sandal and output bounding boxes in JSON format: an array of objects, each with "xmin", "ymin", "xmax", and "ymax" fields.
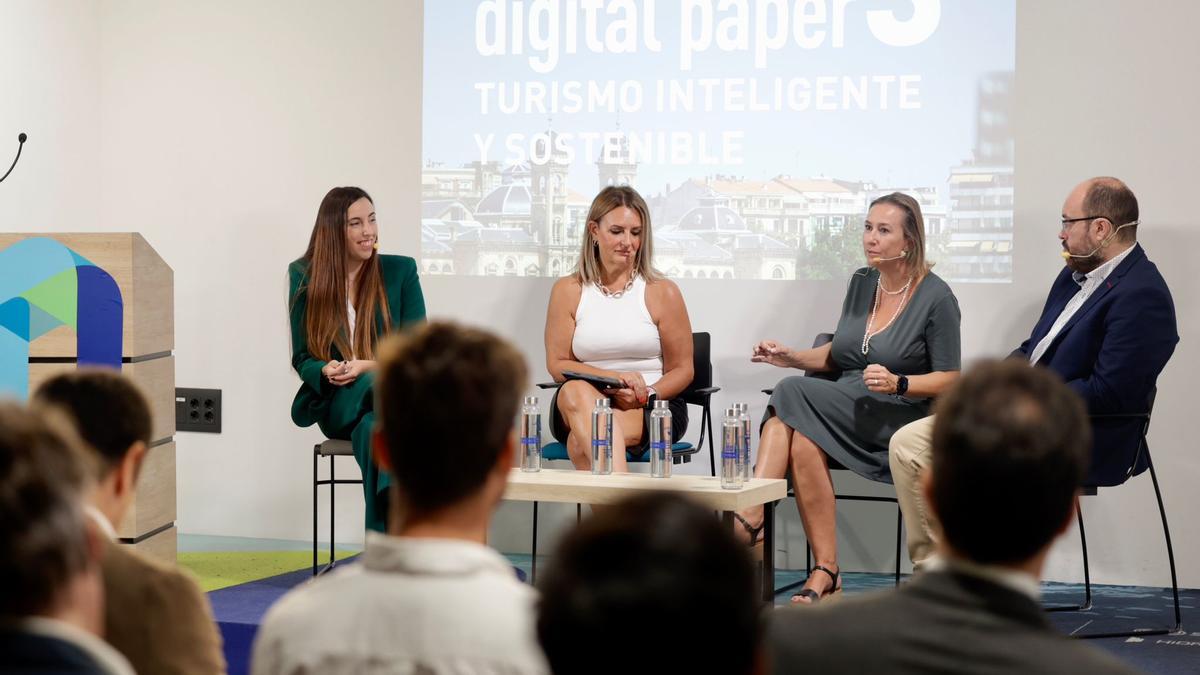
[
  {"xmin": 732, "ymin": 513, "xmax": 765, "ymax": 546},
  {"xmin": 791, "ymin": 564, "xmax": 842, "ymax": 604}
]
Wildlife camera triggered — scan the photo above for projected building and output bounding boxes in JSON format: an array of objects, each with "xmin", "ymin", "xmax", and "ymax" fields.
[
  {"xmin": 420, "ymin": 129, "xmax": 978, "ymax": 282},
  {"xmin": 943, "ymin": 72, "xmax": 1015, "ymax": 282},
  {"xmin": 419, "ymin": 147, "xmax": 590, "ymax": 277}
]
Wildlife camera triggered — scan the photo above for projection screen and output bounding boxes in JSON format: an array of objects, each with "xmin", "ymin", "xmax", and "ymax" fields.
[{"xmin": 421, "ymin": 0, "xmax": 1015, "ymax": 283}]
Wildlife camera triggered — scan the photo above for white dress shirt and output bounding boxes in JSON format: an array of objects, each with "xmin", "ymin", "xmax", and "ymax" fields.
[
  {"xmin": 252, "ymin": 532, "xmax": 549, "ymax": 675},
  {"xmin": 1028, "ymin": 245, "xmax": 1135, "ymax": 365},
  {"xmin": 923, "ymin": 554, "xmax": 1041, "ymax": 601}
]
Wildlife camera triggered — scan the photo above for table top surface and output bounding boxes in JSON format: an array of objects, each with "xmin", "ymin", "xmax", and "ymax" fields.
[{"xmin": 504, "ymin": 468, "xmax": 787, "ymax": 511}]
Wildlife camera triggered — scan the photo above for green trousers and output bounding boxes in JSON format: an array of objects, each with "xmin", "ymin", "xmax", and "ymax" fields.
[{"xmin": 317, "ymin": 373, "xmax": 390, "ymax": 533}]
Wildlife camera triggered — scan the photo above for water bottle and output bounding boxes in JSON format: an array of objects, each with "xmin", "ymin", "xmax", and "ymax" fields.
[
  {"xmin": 591, "ymin": 398, "xmax": 613, "ymax": 475},
  {"xmin": 649, "ymin": 400, "xmax": 673, "ymax": 478},
  {"xmin": 737, "ymin": 403, "xmax": 752, "ymax": 482},
  {"xmin": 721, "ymin": 407, "xmax": 744, "ymax": 489},
  {"xmin": 520, "ymin": 396, "xmax": 541, "ymax": 472}
]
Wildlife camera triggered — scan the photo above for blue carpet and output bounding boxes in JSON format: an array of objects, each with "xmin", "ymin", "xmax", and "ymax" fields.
[{"xmin": 212, "ymin": 557, "xmax": 1198, "ymax": 674}]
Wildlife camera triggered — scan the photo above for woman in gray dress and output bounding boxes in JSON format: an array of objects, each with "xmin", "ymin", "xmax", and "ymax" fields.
[{"xmin": 734, "ymin": 192, "xmax": 961, "ymax": 604}]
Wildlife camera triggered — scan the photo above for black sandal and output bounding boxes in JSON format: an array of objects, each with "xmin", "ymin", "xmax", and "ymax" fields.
[
  {"xmin": 732, "ymin": 513, "xmax": 765, "ymax": 546},
  {"xmin": 791, "ymin": 564, "xmax": 841, "ymax": 604}
]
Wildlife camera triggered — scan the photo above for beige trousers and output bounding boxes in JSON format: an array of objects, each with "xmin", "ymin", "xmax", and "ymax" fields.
[{"xmin": 888, "ymin": 415, "xmax": 938, "ymax": 568}]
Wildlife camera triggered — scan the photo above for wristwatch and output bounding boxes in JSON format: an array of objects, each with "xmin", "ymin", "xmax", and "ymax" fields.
[
  {"xmin": 895, "ymin": 375, "xmax": 909, "ymax": 396},
  {"xmin": 646, "ymin": 386, "xmax": 658, "ymax": 406}
]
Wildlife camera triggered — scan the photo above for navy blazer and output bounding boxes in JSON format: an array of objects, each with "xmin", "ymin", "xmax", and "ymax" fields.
[{"xmin": 1012, "ymin": 244, "xmax": 1177, "ymax": 486}]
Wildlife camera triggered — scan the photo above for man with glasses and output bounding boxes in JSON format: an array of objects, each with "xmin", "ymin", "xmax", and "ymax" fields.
[{"xmin": 888, "ymin": 177, "xmax": 1178, "ymax": 569}]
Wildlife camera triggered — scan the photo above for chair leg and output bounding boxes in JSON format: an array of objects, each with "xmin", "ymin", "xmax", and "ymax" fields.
[
  {"xmin": 531, "ymin": 502, "xmax": 539, "ymax": 584},
  {"xmin": 576, "ymin": 503, "xmax": 582, "ymax": 523},
  {"xmin": 894, "ymin": 504, "xmax": 902, "ymax": 586},
  {"xmin": 312, "ymin": 445, "xmax": 319, "ymax": 577},
  {"xmin": 1148, "ymin": 452, "xmax": 1183, "ymax": 634},
  {"xmin": 1060, "ymin": 452, "xmax": 1182, "ymax": 639},
  {"xmin": 1046, "ymin": 502, "xmax": 1091, "ymax": 612},
  {"xmin": 329, "ymin": 454, "xmax": 337, "ymax": 568},
  {"xmin": 705, "ymin": 401, "xmax": 716, "ymax": 477},
  {"xmin": 1079, "ymin": 504, "xmax": 1092, "ymax": 609}
]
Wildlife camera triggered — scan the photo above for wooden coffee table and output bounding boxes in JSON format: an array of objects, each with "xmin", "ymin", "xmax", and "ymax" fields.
[{"xmin": 505, "ymin": 468, "xmax": 787, "ymax": 601}]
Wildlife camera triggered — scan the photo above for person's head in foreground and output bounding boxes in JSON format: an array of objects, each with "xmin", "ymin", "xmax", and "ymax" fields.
[
  {"xmin": 0, "ymin": 403, "xmax": 101, "ymax": 629},
  {"xmin": 373, "ymin": 320, "xmax": 528, "ymax": 534},
  {"xmin": 34, "ymin": 369, "xmax": 153, "ymax": 528},
  {"xmin": 536, "ymin": 492, "xmax": 762, "ymax": 675},
  {"xmin": 929, "ymin": 358, "xmax": 1090, "ymax": 567}
]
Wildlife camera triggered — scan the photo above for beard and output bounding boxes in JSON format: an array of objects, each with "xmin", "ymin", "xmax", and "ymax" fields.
[{"xmin": 1064, "ymin": 238, "xmax": 1103, "ymax": 274}]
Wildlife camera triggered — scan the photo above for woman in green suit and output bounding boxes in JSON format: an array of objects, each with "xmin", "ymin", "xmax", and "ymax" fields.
[{"xmin": 289, "ymin": 186, "xmax": 426, "ymax": 532}]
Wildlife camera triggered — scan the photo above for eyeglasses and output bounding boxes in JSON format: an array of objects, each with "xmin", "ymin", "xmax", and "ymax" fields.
[{"xmin": 1060, "ymin": 215, "xmax": 1103, "ymax": 231}]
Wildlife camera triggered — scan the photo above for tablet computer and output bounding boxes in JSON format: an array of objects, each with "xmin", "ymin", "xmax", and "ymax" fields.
[{"xmin": 561, "ymin": 370, "xmax": 624, "ymax": 391}]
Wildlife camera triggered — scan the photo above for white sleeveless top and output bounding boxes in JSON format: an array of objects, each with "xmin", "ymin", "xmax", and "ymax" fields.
[{"xmin": 572, "ymin": 275, "xmax": 663, "ymax": 385}]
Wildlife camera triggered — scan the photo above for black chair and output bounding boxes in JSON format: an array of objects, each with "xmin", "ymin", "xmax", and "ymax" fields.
[
  {"xmin": 1046, "ymin": 391, "xmax": 1182, "ymax": 639},
  {"xmin": 764, "ymin": 333, "xmax": 903, "ymax": 596},
  {"xmin": 527, "ymin": 331, "xmax": 721, "ymax": 582},
  {"xmin": 312, "ymin": 439, "xmax": 362, "ymax": 576}
]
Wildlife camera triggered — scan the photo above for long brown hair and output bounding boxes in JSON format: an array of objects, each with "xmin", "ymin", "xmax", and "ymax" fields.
[
  {"xmin": 298, "ymin": 187, "xmax": 392, "ymax": 361},
  {"xmin": 574, "ymin": 185, "xmax": 662, "ymax": 284}
]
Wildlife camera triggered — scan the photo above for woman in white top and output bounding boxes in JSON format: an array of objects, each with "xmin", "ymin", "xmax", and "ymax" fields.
[{"xmin": 544, "ymin": 186, "xmax": 693, "ymax": 471}]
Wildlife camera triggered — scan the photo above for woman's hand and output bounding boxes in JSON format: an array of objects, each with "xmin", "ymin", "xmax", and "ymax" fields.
[
  {"xmin": 322, "ymin": 360, "xmax": 347, "ymax": 385},
  {"xmin": 609, "ymin": 389, "xmax": 643, "ymax": 410},
  {"xmin": 327, "ymin": 359, "xmax": 375, "ymax": 386},
  {"xmin": 863, "ymin": 363, "xmax": 898, "ymax": 394},
  {"xmin": 751, "ymin": 340, "xmax": 794, "ymax": 368},
  {"xmin": 603, "ymin": 372, "xmax": 648, "ymax": 410}
]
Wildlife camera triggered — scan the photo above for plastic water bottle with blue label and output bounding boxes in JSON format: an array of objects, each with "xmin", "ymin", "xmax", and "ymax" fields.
[
  {"xmin": 649, "ymin": 400, "xmax": 673, "ymax": 478},
  {"xmin": 721, "ymin": 407, "xmax": 744, "ymax": 489},
  {"xmin": 737, "ymin": 402, "xmax": 752, "ymax": 481},
  {"xmin": 520, "ymin": 396, "xmax": 541, "ymax": 472},
  {"xmin": 591, "ymin": 398, "xmax": 613, "ymax": 475}
]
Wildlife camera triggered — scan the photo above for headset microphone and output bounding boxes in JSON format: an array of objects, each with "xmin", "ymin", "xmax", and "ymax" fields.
[
  {"xmin": 872, "ymin": 250, "xmax": 908, "ymax": 264},
  {"xmin": 1061, "ymin": 220, "xmax": 1138, "ymax": 260}
]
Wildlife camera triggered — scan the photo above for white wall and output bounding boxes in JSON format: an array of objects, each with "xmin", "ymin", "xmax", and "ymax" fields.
[{"xmin": 0, "ymin": 0, "xmax": 1195, "ymax": 587}]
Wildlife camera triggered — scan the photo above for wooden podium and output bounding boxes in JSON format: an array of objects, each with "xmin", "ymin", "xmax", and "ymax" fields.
[{"xmin": 0, "ymin": 233, "xmax": 176, "ymax": 563}]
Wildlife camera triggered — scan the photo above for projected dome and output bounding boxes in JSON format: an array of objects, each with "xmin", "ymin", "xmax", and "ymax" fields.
[
  {"xmin": 677, "ymin": 196, "xmax": 749, "ymax": 233},
  {"xmin": 475, "ymin": 183, "xmax": 532, "ymax": 217}
]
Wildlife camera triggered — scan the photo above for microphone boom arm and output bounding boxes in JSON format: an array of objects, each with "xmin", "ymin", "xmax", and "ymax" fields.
[{"xmin": 0, "ymin": 133, "xmax": 27, "ymax": 184}]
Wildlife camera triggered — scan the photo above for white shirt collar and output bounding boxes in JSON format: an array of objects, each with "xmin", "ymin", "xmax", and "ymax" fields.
[
  {"xmin": 362, "ymin": 531, "xmax": 516, "ymax": 578},
  {"xmin": 12, "ymin": 616, "xmax": 135, "ymax": 675},
  {"xmin": 1072, "ymin": 243, "xmax": 1135, "ymax": 287},
  {"xmin": 84, "ymin": 504, "xmax": 117, "ymax": 541},
  {"xmin": 924, "ymin": 554, "xmax": 1041, "ymax": 601}
]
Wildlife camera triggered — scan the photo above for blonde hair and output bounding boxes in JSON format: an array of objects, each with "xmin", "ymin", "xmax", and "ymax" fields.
[
  {"xmin": 868, "ymin": 192, "xmax": 932, "ymax": 278},
  {"xmin": 574, "ymin": 186, "xmax": 662, "ymax": 284}
]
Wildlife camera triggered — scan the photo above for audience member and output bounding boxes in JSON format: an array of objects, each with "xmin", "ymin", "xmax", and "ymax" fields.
[
  {"xmin": 0, "ymin": 403, "xmax": 134, "ymax": 675},
  {"xmin": 771, "ymin": 360, "xmax": 1141, "ymax": 674},
  {"xmin": 35, "ymin": 370, "xmax": 227, "ymax": 674},
  {"xmin": 537, "ymin": 492, "xmax": 763, "ymax": 675},
  {"xmin": 253, "ymin": 321, "xmax": 547, "ymax": 674}
]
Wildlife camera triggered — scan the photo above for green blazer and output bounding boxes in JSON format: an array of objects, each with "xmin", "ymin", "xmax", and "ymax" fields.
[{"xmin": 288, "ymin": 255, "xmax": 426, "ymax": 430}]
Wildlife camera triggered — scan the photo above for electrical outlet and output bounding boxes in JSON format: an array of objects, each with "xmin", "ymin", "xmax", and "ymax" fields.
[{"xmin": 176, "ymin": 388, "xmax": 222, "ymax": 433}]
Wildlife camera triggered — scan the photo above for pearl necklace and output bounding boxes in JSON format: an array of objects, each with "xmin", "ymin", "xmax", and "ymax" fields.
[
  {"xmin": 861, "ymin": 274, "xmax": 913, "ymax": 355},
  {"xmin": 597, "ymin": 273, "xmax": 637, "ymax": 299}
]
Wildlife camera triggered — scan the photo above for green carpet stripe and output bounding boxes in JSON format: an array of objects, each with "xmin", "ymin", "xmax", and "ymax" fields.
[{"xmin": 179, "ymin": 550, "xmax": 358, "ymax": 592}]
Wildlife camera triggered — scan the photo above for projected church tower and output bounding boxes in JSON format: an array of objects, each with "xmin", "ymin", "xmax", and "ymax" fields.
[{"xmin": 531, "ymin": 130, "xmax": 579, "ymax": 277}]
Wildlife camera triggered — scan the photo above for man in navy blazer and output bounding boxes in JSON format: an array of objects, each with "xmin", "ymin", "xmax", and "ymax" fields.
[{"xmin": 889, "ymin": 177, "xmax": 1178, "ymax": 567}]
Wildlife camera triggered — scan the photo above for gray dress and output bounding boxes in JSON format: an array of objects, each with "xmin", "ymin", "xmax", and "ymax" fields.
[{"xmin": 767, "ymin": 267, "xmax": 961, "ymax": 483}]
